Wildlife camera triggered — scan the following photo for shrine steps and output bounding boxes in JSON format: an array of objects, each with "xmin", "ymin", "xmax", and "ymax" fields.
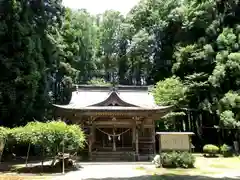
[
  {"xmin": 91, "ymin": 151, "xmax": 154, "ymax": 162},
  {"xmin": 91, "ymin": 151, "xmax": 135, "ymax": 161}
]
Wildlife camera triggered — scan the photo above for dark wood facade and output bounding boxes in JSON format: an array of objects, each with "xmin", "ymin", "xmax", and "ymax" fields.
[{"xmin": 54, "ymin": 85, "xmax": 172, "ymax": 161}]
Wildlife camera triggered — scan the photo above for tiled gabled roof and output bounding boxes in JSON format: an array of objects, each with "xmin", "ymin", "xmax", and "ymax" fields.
[{"xmin": 53, "ymin": 85, "xmax": 171, "ymax": 111}]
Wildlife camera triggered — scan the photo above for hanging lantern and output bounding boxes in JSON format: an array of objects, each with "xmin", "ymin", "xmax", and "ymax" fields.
[
  {"xmin": 108, "ymin": 135, "xmax": 111, "ymax": 141},
  {"xmin": 118, "ymin": 135, "xmax": 120, "ymax": 141}
]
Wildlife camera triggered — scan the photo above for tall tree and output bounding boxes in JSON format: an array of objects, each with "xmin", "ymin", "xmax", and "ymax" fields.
[{"xmin": 0, "ymin": 0, "xmax": 64, "ymax": 126}]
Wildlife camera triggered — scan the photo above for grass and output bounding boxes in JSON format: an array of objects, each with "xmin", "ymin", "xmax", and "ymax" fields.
[
  {"xmin": 195, "ymin": 156, "xmax": 240, "ymax": 170},
  {"xmin": 136, "ymin": 155, "xmax": 240, "ymax": 177},
  {"xmin": 136, "ymin": 167, "xmax": 220, "ymax": 176}
]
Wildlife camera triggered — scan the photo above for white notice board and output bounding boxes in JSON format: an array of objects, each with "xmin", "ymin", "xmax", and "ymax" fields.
[{"xmin": 160, "ymin": 134, "xmax": 190, "ymax": 151}]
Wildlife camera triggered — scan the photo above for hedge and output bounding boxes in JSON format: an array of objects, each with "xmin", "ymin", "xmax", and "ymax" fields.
[
  {"xmin": 203, "ymin": 144, "xmax": 219, "ymax": 157},
  {"xmin": 0, "ymin": 121, "xmax": 86, "ymax": 156},
  {"xmin": 152, "ymin": 151, "xmax": 195, "ymax": 168}
]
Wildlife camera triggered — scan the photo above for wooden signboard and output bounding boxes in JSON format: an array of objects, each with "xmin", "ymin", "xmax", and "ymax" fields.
[{"xmin": 157, "ymin": 132, "xmax": 194, "ymax": 152}]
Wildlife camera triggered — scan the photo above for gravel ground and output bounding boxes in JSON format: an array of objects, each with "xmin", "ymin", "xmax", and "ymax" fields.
[
  {"xmin": 54, "ymin": 162, "xmax": 152, "ymax": 180},
  {"xmin": 53, "ymin": 162, "xmax": 240, "ymax": 180}
]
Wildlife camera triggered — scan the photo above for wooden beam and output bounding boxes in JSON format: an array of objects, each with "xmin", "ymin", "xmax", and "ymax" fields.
[
  {"xmin": 81, "ymin": 111, "xmax": 155, "ymax": 117},
  {"xmin": 90, "ymin": 121, "xmax": 136, "ymax": 125}
]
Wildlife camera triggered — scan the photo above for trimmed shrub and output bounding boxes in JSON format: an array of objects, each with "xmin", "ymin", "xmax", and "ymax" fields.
[
  {"xmin": 203, "ymin": 144, "xmax": 219, "ymax": 157},
  {"xmin": 220, "ymin": 144, "xmax": 233, "ymax": 157},
  {"xmin": 152, "ymin": 151, "xmax": 195, "ymax": 168},
  {"xmin": 8, "ymin": 121, "xmax": 86, "ymax": 156}
]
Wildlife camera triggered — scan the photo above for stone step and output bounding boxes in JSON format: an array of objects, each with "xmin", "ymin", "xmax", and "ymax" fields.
[
  {"xmin": 92, "ymin": 156, "xmax": 127, "ymax": 159},
  {"xmin": 92, "ymin": 156, "xmax": 135, "ymax": 161},
  {"xmin": 91, "ymin": 151, "xmax": 136, "ymax": 161},
  {"xmin": 92, "ymin": 154, "xmax": 134, "ymax": 158},
  {"xmin": 92, "ymin": 151, "xmax": 134, "ymax": 155},
  {"xmin": 93, "ymin": 158, "xmax": 128, "ymax": 162}
]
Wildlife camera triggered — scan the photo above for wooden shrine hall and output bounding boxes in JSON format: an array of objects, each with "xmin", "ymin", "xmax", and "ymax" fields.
[{"xmin": 53, "ymin": 85, "xmax": 172, "ymax": 161}]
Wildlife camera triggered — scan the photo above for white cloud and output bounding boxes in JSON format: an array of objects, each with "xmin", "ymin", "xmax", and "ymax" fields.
[{"xmin": 62, "ymin": 0, "xmax": 140, "ymax": 15}]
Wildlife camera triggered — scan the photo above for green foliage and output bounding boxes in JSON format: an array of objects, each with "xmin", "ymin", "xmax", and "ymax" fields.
[
  {"xmin": 87, "ymin": 78, "xmax": 111, "ymax": 86},
  {"xmin": 8, "ymin": 121, "xmax": 85, "ymax": 155},
  {"xmin": 152, "ymin": 152, "xmax": 195, "ymax": 168},
  {"xmin": 153, "ymin": 77, "xmax": 187, "ymax": 130},
  {"xmin": 0, "ymin": 127, "xmax": 9, "ymax": 140},
  {"xmin": 0, "ymin": 0, "xmax": 65, "ymax": 125},
  {"xmin": 203, "ymin": 144, "xmax": 219, "ymax": 156},
  {"xmin": 158, "ymin": 111, "xmax": 186, "ymax": 131},
  {"xmin": 1, "ymin": 0, "xmax": 240, "ymax": 137},
  {"xmin": 161, "ymin": 112, "xmax": 186, "ymax": 119},
  {"xmin": 61, "ymin": 9, "xmax": 97, "ymax": 83},
  {"xmin": 153, "ymin": 77, "xmax": 186, "ymax": 106},
  {"xmin": 220, "ymin": 144, "xmax": 233, "ymax": 157},
  {"xmin": 218, "ymin": 92, "xmax": 240, "ymax": 129}
]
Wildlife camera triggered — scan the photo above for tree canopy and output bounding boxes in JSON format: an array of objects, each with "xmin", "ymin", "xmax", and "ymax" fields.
[
  {"xmin": 1, "ymin": 0, "xmax": 240, "ymax": 143},
  {"xmin": 3, "ymin": 121, "xmax": 85, "ymax": 155}
]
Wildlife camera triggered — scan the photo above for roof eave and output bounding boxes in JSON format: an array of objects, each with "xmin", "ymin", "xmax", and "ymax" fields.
[{"xmin": 52, "ymin": 104, "xmax": 173, "ymax": 112}]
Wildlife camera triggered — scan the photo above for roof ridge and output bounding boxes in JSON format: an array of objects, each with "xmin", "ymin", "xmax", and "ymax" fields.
[{"xmin": 73, "ymin": 84, "xmax": 152, "ymax": 91}]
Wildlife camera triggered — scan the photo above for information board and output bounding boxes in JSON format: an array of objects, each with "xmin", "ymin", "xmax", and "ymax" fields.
[{"xmin": 160, "ymin": 134, "xmax": 190, "ymax": 151}]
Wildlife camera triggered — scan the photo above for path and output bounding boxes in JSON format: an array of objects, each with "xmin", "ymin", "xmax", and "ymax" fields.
[
  {"xmin": 54, "ymin": 162, "xmax": 152, "ymax": 180},
  {"xmin": 54, "ymin": 162, "xmax": 240, "ymax": 180}
]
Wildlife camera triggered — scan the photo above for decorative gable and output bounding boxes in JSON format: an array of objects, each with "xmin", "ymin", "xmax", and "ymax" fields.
[{"xmin": 91, "ymin": 91, "xmax": 138, "ymax": 107}]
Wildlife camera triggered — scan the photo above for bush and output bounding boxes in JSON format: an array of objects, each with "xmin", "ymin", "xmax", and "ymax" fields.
[
  {"xmin": 203, "ymin": 144, "xmax": 219, "ymax": 157},
  {"xmin": 220, "ymin": 144, "xmax": 233, "ymax": 157},
  {"xmin": 8, "ymin": 121, "xmax": 86, "ymax": 156},
  {"xmin": 152, "ymin": 151, "xmax": 195, "ymax": 168}
]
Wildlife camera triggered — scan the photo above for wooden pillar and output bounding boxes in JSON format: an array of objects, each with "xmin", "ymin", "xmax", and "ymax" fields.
[
  {"xmin": 135, "ymin": 126, "xmax": 139, "ymax": 161},
  {"xmin": 132, "ymin": 125, "xmax": 136, "ymax": 149},
  {"xmin": 113, "ymin": 128, "xmax": 116, "ymax": 151},
  {"xmin": 122, "ymin": 128, "xmax": 124, "ymax": 148},
  {"xmin": 88, "ymin": 125, "xmax": 94, "ymax": 160},
  {"xmin": 159, "ymin": 134, "xmax": 162, "ymax": 167},
  {"xmin": 188, "ymin": 135, "xmax": 192, "ymax": 153},
  {"xmin": 152, "ymin": 118, "xmax": 156, "ymax": 154},
  {"xmin": 152, "ymin": 130, "xmax": 156, "ymax": 154},
  {"xmin": 92, "ymin": 123, "xmax": 96, "ymax": 143}
]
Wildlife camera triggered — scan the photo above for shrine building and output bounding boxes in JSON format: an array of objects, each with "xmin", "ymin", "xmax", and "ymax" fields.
[{"xmin": 53, "ymin": 85, "xmax": 172, "ymax": 161}]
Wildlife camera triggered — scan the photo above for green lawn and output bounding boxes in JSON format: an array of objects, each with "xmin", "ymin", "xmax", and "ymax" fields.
[
  {"xmin": 136, "ymin": 155, "xmax": 240, "ymax": 177},
  {"xmin": 195, "ymin": 156, "xmax": 240, "ymax": 170}
]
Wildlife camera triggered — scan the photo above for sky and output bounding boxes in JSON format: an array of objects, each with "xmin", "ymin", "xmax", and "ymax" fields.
[{"xmin": 62, "ymin": 0, "xmax": 140, "ymax": 15}]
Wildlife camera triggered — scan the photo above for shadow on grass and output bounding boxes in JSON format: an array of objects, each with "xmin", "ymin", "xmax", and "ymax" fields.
[
  {"xmin": 15, "ymin": 165, "xmax": 82, "ymax": 174},
  {"xmin": 0, "ymin": 163, "xmax": 21, "ymax": 172},
  {"xmin": 203, "ymin": 155, "xmax": 220, "ymax": 158},
  {"xmin": 86, "ymin": 174, "xmax": 240, "ymax": 180}
]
